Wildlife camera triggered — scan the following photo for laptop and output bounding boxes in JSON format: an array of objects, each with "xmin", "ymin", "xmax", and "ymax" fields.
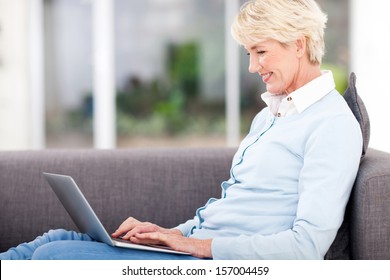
[{"xmin": 43, "ymin": 172, "xmax": 189, "ymax": 255}]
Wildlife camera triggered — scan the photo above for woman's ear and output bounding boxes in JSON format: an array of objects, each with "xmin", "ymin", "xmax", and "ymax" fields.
[{"xmin": 295, "ymin": 36, "xmax": 307, "ymax": 58}]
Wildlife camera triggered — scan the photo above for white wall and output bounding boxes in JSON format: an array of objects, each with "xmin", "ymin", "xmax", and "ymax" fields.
[
  {"xmin": 0, "ymin": 0, "xmax": 31, "ymax": 150},
  {"xmin": 350, "ymin": 0, "xmax": 390, "ymax": 152}
]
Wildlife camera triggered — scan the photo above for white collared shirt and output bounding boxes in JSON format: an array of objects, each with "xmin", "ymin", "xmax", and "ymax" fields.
[{"xmin": 261, "ymin": 70, "xmax": 336, "ymax": 117}]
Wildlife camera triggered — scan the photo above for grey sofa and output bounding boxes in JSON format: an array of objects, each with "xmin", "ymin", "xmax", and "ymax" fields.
[
  {"xmin": 0, "ymin": 146, "xmax": 390, "ymax": 259},
  {"xmin": 1, "ymin": 72, "xmax": 389, "ymax": 259}
]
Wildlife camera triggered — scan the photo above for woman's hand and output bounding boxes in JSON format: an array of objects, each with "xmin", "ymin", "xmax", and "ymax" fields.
[
  {"xmin": 131, "ymin": 232, "xmax": 212, "ymax": 259},
  {"xmin": 111, "ymin": 217, "xmax": 212, "ymax": 258},
  {"xmin": 111, "ymin": 217, "xmax": 182, "ymax": 239}
]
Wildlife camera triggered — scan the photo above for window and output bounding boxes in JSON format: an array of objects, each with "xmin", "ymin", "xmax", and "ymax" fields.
[{"xmin": 42, "ymin": 0, "xmax": 350, "ymax": 149}]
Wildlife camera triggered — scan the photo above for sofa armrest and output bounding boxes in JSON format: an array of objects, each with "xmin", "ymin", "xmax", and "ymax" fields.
[{"xmin": 350, "ymin": 148, "xmax": 390, "ymax": 259}]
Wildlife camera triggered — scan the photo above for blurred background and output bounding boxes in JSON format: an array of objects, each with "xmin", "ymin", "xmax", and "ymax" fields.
[{"xmin": 0, "ymin": 0, "xmax": 389, "ymax": 151}]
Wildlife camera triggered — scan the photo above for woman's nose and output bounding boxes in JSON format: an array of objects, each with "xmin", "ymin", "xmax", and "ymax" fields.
[{"xmin": 248, "ymin": 56, "xmax": 260, "ymax": 73}]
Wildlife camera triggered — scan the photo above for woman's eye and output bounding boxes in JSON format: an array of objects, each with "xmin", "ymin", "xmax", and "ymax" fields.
[{"xmin": 246, "ymin": 51, "xmax": 265, "ymax": 56}]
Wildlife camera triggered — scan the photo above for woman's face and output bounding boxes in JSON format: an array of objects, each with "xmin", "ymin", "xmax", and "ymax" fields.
[{"xmin": 245, "ymin": 39, "xmax": 303, "ymax": 95}]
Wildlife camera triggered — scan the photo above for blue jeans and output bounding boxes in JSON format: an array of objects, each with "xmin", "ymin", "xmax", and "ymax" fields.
[{"xmin": 0, "ymin": 229, "xmax": 200, "ymax": 260}]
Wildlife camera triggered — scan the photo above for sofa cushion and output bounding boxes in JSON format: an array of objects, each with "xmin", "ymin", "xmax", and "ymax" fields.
[{"xmin": 343, "ymin": 72, "xmax": 370, "ymax": 158}]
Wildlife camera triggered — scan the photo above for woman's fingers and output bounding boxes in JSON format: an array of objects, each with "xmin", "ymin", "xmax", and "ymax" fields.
[
  {"xmin": 130, "ymin": 232, "xmax": 168, "ymax": 245},
  {"xmin": 121, "ymin": 224, "xmax": 158, "ymax": 239},
  {"xmin": 111, "ymin": 217, "xmax": 143, "ymax": 237},
  {"xmin": 130, "ymin": 233, "xmax": 213, "ymax": 259},
  {"xmin": 112, "ymin": 217, "xmax": 183, "ymax": 240},
  {"xmin": 112, "ymin": 217, "xmax": 169, "ymax": 239}
]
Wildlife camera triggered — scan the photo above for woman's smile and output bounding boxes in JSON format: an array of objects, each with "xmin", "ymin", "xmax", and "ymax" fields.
[{"xmin": 261, "ymin": 72, "xmax": 273, "ymax": 83}]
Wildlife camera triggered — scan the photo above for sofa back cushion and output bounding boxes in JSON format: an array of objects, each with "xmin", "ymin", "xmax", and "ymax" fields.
[{"xmin": 343, "ymin": 72, "xmax": 370, "ymax": 158}]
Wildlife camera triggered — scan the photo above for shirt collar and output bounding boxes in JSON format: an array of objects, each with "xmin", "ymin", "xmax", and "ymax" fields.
[{"xmin": 261, "ymin": 70, "xmax": 336, "ymax": 115}]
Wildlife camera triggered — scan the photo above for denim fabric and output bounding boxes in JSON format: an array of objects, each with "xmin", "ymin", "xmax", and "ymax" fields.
[{"xmin": 0, "ymin": 229, "xmax": 199, "ymax": 260}]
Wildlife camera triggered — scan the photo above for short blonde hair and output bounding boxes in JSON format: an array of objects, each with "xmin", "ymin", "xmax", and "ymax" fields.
[{"xmin": 231, "ymin": 0, "xmax": 328, "ymax": 64}]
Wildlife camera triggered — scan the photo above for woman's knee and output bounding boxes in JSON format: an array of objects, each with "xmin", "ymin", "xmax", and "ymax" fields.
[
  {"xmin": 31, "ymin": 241, "xmax": 68, "ymax": 260},
  {"xmin": 31, "ymin": 240, "xmax": 111, "ymax": 260}
]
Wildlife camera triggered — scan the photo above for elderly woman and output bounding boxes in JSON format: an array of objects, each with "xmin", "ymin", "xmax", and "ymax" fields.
[{"xmin": 0, "ymin": 0, "xmax": 362, "ymax": 260}]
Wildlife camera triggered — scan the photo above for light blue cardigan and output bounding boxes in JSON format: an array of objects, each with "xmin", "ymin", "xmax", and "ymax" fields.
[{"xmin": 176, "ymin": 89, "xmax": 362, "ymax": 259}]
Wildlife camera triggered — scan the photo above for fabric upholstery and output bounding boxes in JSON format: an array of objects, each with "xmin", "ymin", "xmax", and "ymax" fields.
[
  {"xmin": 0, "ymin": 148, "xmax": 234, "ymax": 252},
  {"xmin": 343, "ymin": 72, "xmax": 370, "ymax": 158},
  {"xmin": 1, "ymin": 148, "xmax": 389, "ymax": 258},
  {"xmin": 350, "ymin": 149, "xmax": 390, "ymax": 259}
]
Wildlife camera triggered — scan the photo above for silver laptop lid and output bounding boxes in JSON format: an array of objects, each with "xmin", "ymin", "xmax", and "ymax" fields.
[{"xmin": 43, "ymin": 172, "xmax": 114, "ymax": 246}]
